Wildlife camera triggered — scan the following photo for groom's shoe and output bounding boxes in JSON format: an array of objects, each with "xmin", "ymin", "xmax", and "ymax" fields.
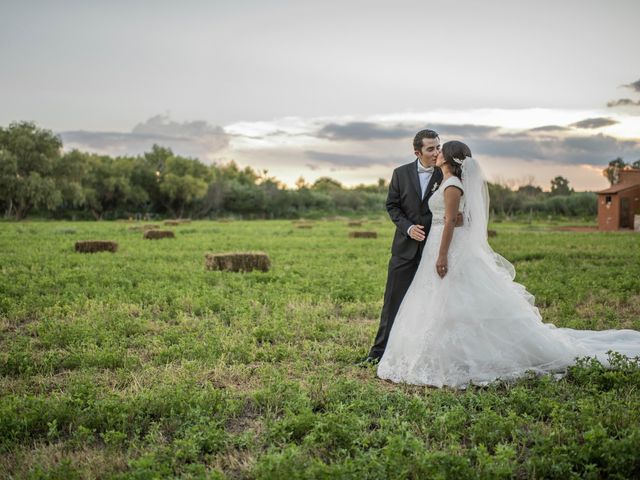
[{"xmin": 356, "ymin": 356, "xmax": 380, "ymax": 367}]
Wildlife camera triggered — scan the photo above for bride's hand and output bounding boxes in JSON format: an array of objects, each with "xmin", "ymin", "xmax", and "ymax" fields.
[{"xmin": 436, "ymin": 255, "xmax": 448, "ymax": 278}]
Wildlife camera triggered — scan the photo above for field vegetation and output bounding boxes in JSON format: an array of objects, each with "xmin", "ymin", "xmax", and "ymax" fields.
[{"xmin": 1, "ymin": 218, "xmax": 639, "ymax": 479}]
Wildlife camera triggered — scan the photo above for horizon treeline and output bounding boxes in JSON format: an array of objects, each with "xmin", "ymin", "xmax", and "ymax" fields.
[{"xmin": 0, "ymin": 121, "xmax": 611, "ymax": 221}]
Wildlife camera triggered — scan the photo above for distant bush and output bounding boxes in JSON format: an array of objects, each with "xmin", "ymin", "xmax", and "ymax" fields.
[{"xmin": 2, "ymin": 121, "xmax": 598, "ymax": 221}]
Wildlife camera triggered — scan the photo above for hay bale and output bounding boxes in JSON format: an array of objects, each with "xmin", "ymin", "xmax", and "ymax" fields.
[
  {"xmin": 347, "ymin": 221, "xmax": 362, "ymax": 227},
  {"xmin": 488, "ymin": 230, "xmax": 497, "ymax": 237},
  {"xmin": 205, "ymin": 252, "xmax": 271, "ymax": 272},
  {"xmin": 144, "ymin": 224, "xmax": 160, "ymax": 229},
  {"xmin": 143, "ymin": 230, "xmax": 175, "ymax": 240},
  {"xmin": 75, "ymin": 240, "xmax": 118, "ymax": 253},
  {"xmin": 349, "ymin": 231, "xmax": 377, "ymax": 239},
  {"xmin": 164, "ymin": 220, "xmax": 181, "ymax": 226},
  {"xmin": 296, "ymin": 224, "xmax": 313, "ymax": 229},
  {"xmin": 128, "ymin": 226, "xmax": 144, "ymax": 232}
]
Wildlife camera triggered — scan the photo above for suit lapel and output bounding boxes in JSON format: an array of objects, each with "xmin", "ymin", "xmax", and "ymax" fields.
[
  {"xmin": 409, "ymin": 160, "xmax": 422, "ymax": 200},
  {"xmin": 423, "ymin": 167, "xmax": 443, "ymax": 203}
]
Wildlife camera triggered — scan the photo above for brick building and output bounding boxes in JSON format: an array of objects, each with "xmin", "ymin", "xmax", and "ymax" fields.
[{"xmin": 596, "ymin": 168, "xmax": 640, "ymax": 231}]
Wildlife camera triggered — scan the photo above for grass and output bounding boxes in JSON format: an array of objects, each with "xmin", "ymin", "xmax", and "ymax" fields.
[{"xmin": 1, "ymin": 218, "xmax": 639, "ymax": 479}]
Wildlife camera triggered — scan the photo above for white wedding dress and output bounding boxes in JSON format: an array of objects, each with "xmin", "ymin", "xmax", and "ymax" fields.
[{"xmin": 377, "ymin": 162, "xmax": 640, "ymax": 388}]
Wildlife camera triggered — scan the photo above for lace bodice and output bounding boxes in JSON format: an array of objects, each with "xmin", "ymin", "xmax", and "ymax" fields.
[{"xmin": 428, "ymin": 176, "xmax": 465, "ymax": 222}]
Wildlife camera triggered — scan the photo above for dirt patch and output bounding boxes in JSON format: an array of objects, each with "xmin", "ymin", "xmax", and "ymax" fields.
[
  {"xmin": 576, "ymin": 294, "xmax": 640, "ymax": 329},
  {"xmin": 208, "ymin": 449, "xmax": 257, "ymax": 480},
  {"xmin": 225, "ymin": 409, "xmax": 263, "ymax": 435},
  {"xmin": 0, "ymin": 442, "xmax": 129, "ymax": 479},
  {"xmin": 198, "ymin": 364, "xmax": 265, "ymax": 393}
]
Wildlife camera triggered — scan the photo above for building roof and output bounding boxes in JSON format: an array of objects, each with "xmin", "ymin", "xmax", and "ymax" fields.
[{"xmin": 596, "ymin": 182, "xmax": 640, "ymax": 194}]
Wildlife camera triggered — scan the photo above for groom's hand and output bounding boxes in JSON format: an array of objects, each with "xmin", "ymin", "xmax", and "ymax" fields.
[{"xmin": 408, "ymin": 225, "xmax": 426, "ymax": 241}]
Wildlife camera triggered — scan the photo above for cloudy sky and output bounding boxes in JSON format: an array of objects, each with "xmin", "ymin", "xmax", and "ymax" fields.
[{"xmin": 1, "ymin": 0, "xmax": 639, "ymax": 190}]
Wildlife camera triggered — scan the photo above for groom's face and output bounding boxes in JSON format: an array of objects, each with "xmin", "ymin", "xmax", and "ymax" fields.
[{"xmin": 415, "ymin": 137, "xmax": 441, "ymax": 167}]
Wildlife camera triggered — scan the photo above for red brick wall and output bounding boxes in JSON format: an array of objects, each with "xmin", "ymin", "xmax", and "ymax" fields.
[
  {"xmin": 598, "ymin": 186, "xmax": 640, "ymax": 231},
  {"xmin": 619, "ymin": 169, "xmax": 640, "ymax": 184},
  {"xmin": 598, "ymin": 194, "xmax": 620, "ymax": 231}
]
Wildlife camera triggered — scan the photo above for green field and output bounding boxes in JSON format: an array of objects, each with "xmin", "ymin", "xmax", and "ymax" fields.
[{"xmin": 1, "ymin": 219, "xmax": 639, "ymax": 479}]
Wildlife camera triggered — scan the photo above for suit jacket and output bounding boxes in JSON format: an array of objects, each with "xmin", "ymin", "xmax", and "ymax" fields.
[{"xmin": 386, "ymin": 160, "xmax": 443, "ymax": 260}]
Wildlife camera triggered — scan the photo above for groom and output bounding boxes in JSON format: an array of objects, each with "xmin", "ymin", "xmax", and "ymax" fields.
[{"xmin": 360, "ymin": 129, "xmax": 444, "ymax": 365}]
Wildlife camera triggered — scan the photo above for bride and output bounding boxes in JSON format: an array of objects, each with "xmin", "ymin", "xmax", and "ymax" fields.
[{"xmin": 377, "ymin": 140, "xmax": 640, "ymax": 388}]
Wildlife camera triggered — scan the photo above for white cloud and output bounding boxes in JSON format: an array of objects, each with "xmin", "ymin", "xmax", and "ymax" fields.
[
  {"xmin": 57, "ymin": 108, "xmax": 640, "ymax": 191},
  {"xmin": 60, "ymin": 114, "xmax": 230, "ymax": 161}
]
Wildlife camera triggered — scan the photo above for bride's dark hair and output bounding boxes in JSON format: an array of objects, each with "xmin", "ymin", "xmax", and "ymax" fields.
[{"xmin": 442, "ymin": 141, "xmax": 472, "ymax": 180}]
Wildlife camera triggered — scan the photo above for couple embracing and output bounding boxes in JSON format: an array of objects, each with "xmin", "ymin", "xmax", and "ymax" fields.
[{"xmin": 360, "ymin": 129, "xmax": 640, "ymax": 388}]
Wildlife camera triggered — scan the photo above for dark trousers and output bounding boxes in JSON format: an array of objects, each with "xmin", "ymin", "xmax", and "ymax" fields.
[{"xmin": 368, "ymin": 250, "xmax": 422, "ymax": 359}]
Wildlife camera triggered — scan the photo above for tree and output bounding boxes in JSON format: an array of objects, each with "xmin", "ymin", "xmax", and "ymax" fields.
[
  {"xmin": 215, "ymin": 160, "xmax": 259, "ymax": 186},
  {"xmin": 354, "ymin": 178, "xmax": 388, "ymax": 194},
  {"xmin": 295, "ymin": 176, "xmax": 308, "ymax": 190},
  {"xmin": 82, "ymin": 155, "xmax": 148, "ymax": 219},
  {"xmin": 487, "ymin": 181, "xmax": 520, "ymax": 216},
  {"xmin": 137, "ymin": 145, "xmax": 175, "ymax": 213},
  {"xmin": 157, "ymin": 155, "xmax": 211, "ymax": 218},
  {"xmin": 311, "ymin": 177, "xmax": 343, "ymax": 192},
  {"xmin": 602, "ymin": 157, "xmax": 626, "ymax": 185},
  {"xmin": 53, "ymin": 149, "xmax": 90, "ymax": 212},
  {"xmin": 517, "ymin": 184, "xmax": 543, "ymax": 196},
  {"xmin": 632, "ymin": 159, "xmax": 640, "ymax": 169},
  {"xmin": 0, "ymin": 122, "xmax": 64, "ymax": 219},
  {"xmin": 550, "ymin": 176, "xmax": 572, "ymax": 196}
]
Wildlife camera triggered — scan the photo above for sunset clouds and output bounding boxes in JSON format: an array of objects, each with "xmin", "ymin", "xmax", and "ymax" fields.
[
  {"xmin": 2, "ymin": 0, "xmax": 639, "ymax": 191},
  {"xmin": 59, "ymin": 105, "xmax": 640, "ymax": 191}
]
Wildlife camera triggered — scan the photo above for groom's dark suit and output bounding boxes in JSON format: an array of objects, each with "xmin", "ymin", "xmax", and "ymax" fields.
[{"xmin": 368, "ymin": 159, "xmax": 443, "ymax": 359}]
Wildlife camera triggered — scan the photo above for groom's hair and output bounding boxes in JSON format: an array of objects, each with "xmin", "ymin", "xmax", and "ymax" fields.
[{"xmin": 413, "ymin": 129, "xmax": 439, "ymax": 152}]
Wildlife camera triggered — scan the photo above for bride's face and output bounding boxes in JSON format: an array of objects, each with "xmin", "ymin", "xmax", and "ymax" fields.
[{"xmin": 435, "ymin": 150, "xmax": 445, "ymax": 168}]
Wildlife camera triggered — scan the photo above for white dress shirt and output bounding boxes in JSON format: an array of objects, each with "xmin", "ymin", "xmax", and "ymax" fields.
[{"xmin": 408, "ymin": 160, "xmax": 433, "ymax": 236}]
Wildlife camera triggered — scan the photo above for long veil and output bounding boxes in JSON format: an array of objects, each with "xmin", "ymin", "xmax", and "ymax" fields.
[
  {"xmin": 461, "ymin": 157, "xmax": 517, "ymax": 282},
  {"xmin": 378, "ymin": 156, "xmax": 640, "ymax": 387}
]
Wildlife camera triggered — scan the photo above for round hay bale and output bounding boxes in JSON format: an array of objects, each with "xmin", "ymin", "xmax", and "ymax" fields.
[
  {"xmin": 164, "ymin": 220, "xmax": 181, "ymax": 226},
  {"xmin": 205, "ymin": 252, "xmax": 271, "ymax": 272},
  {"xmin": 296, "ymin": 224, "xmax": 313, "ymax": 229},
  {"xmin": 143, "ymin": 224, "xmax": 160, "ymax": 230},
  {"xmin": 75, "ymin": 240, "xmax": 118, "ymax": 253},
  {"xmin": 347, "ymin": 221, "xmax": 362, "ymax": 227},
  {"xmin": 128, "ymin": 226, "xmax": 144, "ymax": 232},
  {"xmin": 143, "ymin": 229, "xmax": 175, "ymax": 240},
  {"xmin": 488, "ymin": 230, "xmax": 498, "ymax": 237},
  {"xmin": 349, "ymin": 231, "xmax": 377, "ymax": 239}
]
